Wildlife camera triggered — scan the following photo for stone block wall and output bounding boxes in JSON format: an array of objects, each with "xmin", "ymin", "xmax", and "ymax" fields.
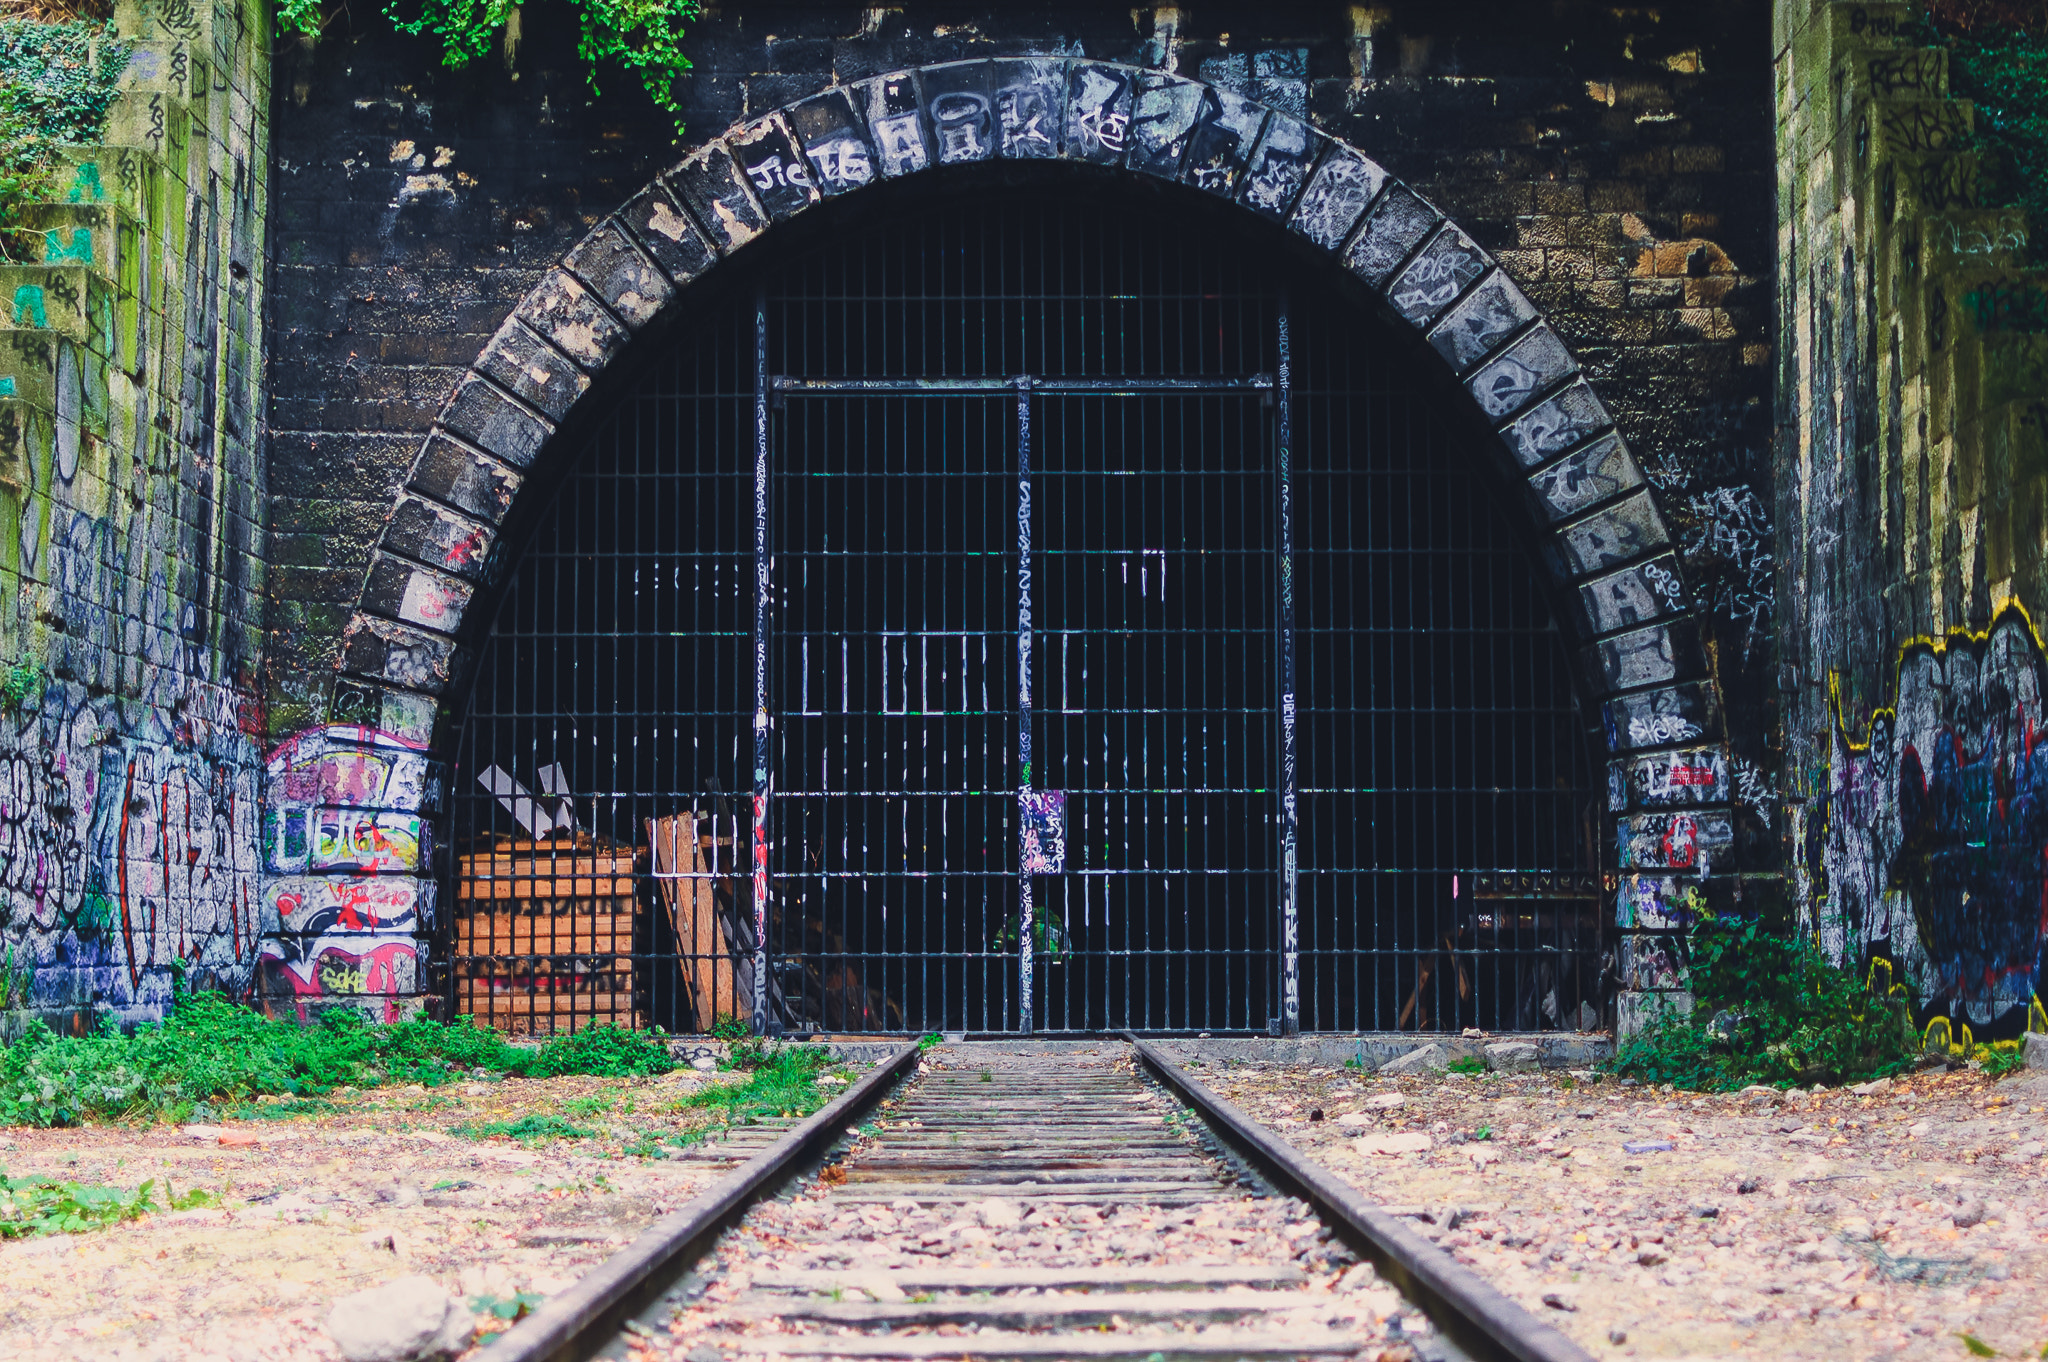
[
  {"xmin": 1776, "ymin": 0, "xmax": 2048, "ymax": 1043},
  {"xmin": 0, "ymin": 0, "xmax": 270, "ymax": 1025}
]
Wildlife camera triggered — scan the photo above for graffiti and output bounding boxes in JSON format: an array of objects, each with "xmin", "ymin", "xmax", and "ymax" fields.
[
  {"xmin": 1964, "ymin": 283, "xmax": 2048, "ymax": 334},
  {"xmin": 1387, "ymin": 231, "xmax": 1487, "ymax": 322},
  {"xmin": 1731, "ymin": 754, "xmax": 1774, "ymax": 831},
  {"xmin": 1291, "ymin": 153, "xmax": 1383, "ymax": 251},
  {"xmin": 1681, "ymin": 484, "xmax": 1774, "ymax": 657},
  {"xmin": 930, "ymin": 90, "xmax": 993, "ymax": 163},
  {"xmin": 1823, "ymin": 605, "xmax": 2048, "ymax": 1028},
  {"xmin": 1881, "ymin": 102, "xmax": 1966, "ymax": 153},
  {"xmin": 0, "ymin": 697, "xmax": 262, "ymax": 1019},
  {"xmin": 1940, "ymin": 218, "xmax": 2025, "ymax": 259},
  {"xmin": 995, "ymin": 71, "xmax": 1057, "ymax": 158},
  {"xmin": 11, "ymin": 286, "xmax": 47, "ymax": 329},
  {"xmin": 1619, "ymin": 811, "xmax": 1734, "ymax": 872},
  {"xmin": 1917, "ymin": 159, "xmax": 1976, "ymax": 211},
  {"xmin": 256, "ymin": 725, "xmax": 436, "ymax": 1004},
  {"xmin": 1019, "ymin": 790, "xmax": 1066, "ymax": 875},
  {"xmin": 1614, "ymin": 747, "xmax": 1729, "ymax": 810},
  {"xmin": 1066, "ymin": 66, "xmax": 1132, "ymax": 160},
  {"xmin": 864, "ymin": 74, "xmax": 927, "ymax": 177},
  {"xmin": 1867, "ymin": 50, "xmax": 1944, "ymax": 95}
]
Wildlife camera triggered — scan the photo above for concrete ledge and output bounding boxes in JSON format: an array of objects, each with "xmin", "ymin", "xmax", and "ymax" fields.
[
  {"xmin": 798, "ymin": 1033, "xmax": 1614, "ymax": 1070},
  {"xmin": 1147, "ymin": 1033, "xmax": 1613, "ymax": 1071}
]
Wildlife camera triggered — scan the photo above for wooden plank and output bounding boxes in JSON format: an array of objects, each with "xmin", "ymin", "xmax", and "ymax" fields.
[{"xmin": 649, "ymin": 813, "xmax": 748, "ymax": 1030}]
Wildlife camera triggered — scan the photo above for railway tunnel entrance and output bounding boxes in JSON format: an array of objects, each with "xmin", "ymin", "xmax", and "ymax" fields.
[{"xmin": 444, "ymin": 181, "xmax": 1603, "ymax": 1037}]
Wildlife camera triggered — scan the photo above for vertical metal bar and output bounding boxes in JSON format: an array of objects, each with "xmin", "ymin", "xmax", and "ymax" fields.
[
  {"xmin": 1275, "ymin": 296, "xmax": 1300, "ymax": 1036},
  {"xmin": 1016, "ymin": 374, "xmax": 1035, "ymax": 1035},
  {"xmin": 752, "ymin": 286, "xmax": 773, "ymax": 1035}
]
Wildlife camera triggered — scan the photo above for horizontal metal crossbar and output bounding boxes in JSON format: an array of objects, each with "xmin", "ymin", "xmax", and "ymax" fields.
[{"xmin": 772, "ymin": 375, "xmax": 1275, "ymax": 395}]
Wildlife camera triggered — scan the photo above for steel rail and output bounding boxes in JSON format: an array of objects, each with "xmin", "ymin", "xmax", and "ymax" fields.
[
  {"xmin": 1127, "ymin": 1034, "xmax": 1599, "ymax": 1362},
  {"xmin": 475, "ymin": 1041, "xmax": 923, "ymax": 1362}
]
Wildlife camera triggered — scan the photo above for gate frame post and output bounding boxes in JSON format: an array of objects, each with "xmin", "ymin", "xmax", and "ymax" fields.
[
  {"xmin": 1276, "ymin": 296, "xmax": 1301, "ymax": 1037},
  {"xmin": 1015, "ymin": 374, "xmax": 1036, "ymax": 1036},
  {"xmin": 751, "ymin": 286, "xmax": 774, "ymax": 1036}
]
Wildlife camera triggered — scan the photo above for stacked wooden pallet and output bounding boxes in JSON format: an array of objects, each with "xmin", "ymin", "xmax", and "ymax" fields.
[{"xmin": 453, "ymin": 839, "xmax": 641, "ymax": 1035}]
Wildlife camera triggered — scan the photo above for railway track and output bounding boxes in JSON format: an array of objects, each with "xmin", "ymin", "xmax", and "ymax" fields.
[{"xmin": 480, "ymin": 1039, "xmax": 1594, "ymax": 1362}]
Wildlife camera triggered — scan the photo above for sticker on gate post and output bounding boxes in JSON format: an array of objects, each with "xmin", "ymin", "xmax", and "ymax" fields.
[{"xmin": 1019, "ymin": 790, "xmax": 1066, "ymax": 874}]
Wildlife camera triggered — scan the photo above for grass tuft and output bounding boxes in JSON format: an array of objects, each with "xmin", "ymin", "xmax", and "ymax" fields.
[{"xmin": 0, "ymin": 991, "xmax": 677, "ymax": 1127}]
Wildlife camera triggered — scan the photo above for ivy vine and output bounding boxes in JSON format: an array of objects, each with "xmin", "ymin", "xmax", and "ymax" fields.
[
  {"xmin": 0, "ymin": 20, "xmax": 131, "ymax": 261},
  {"xmin": 1912, "ymin": 1, "xmax": 2048, "ymax": 264},
  {"xmin": 274, "ymin": 0, "xmax": 701, "ymax": 134}
]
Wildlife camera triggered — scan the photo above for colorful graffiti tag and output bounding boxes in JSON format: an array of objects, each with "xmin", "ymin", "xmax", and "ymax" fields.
[
  {"xmin": 1819, "ymin": 602, "xmax": 2048, "ymax": 1030},
  {"xmin": 257, "ymin": 725, "xmax": 437, "ymax": 1015}
]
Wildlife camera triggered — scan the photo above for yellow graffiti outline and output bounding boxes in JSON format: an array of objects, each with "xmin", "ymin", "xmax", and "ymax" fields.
[
  {"xmin": 1818, "ymin": 600, "xmax": 2048, "ymax": 1050},
  {"xmin": 1828, "ymin": 596, "xmax": 2048, "ymax": 752}
]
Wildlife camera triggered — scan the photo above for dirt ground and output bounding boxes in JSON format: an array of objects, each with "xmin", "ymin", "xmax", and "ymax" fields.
[
  {"xmin": 1205, "ymin": 1056, "xmax": 2048, "ymax": 1361},
  {"xmin": 0, "ymin": 1062, "xmax": 863, "ymax": 1362}
]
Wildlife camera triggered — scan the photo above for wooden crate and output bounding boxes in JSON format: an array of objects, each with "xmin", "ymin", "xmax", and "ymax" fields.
[{"xmin": 453, "ymin": 838, "xmax": 641, "ymax": 1036}]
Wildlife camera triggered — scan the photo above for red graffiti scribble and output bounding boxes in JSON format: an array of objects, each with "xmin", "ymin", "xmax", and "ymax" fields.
[
  {"xmin": 1669, "ymin": 765, "xmax": 1717, "ymax": 786},
  {"xmin": 1660, "ymin": 814, "xmax": 1699, "ymax": 868},
  {"xmin": 446, "ymin": 525, "xmax": 490, "ymax": 568}
]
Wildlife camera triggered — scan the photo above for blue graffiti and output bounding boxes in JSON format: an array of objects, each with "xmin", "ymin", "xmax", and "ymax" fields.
[{"xmin": 1892, "ymin": 732, "xmax": 2048, "ymax": 1016}]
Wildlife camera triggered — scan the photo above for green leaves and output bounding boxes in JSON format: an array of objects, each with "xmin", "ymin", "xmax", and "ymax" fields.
[
  {"xmin": 1611, "ymin": 917, "xmax": 1918, "ymax": 1091},
  {"xmin": 0, "ymin": 991, "xmax": 678, "ymax": 1128},
  {"xmin": 378, "ymin": 0, "xmax": 701, "ymax": 133},
  {"xmin": 0, "ymin": 1169, "xmax": 163, "ymax": 1237}
]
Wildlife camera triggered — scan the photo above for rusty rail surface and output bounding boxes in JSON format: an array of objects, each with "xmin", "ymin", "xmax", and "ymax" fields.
[
  {"xmin": 1128, "ymin": 1034, "xmax": 1599, "ymax": 1362},
  {"xmin": 476, "ymin": 1040, "xmax": 922, "ymax": 1362}
]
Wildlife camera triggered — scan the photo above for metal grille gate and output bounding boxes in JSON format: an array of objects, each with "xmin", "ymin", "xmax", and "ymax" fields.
[{"xmin": 447, "ymin": 188, "xmax": 1600, "ymax": 1037}]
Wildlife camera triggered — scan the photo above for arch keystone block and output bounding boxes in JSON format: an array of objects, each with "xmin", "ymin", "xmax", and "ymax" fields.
[
  {"xmin": 1503, "ymin": 380, "xmax": 1615, "ymax": 467},
  {"xmin": 1467, "ymin": 324, "xmax": 1577, "ymax": 419},
  {"xmin": 1430, "ymin": 272, "xmax": 1540, "ymax": 373},
  {"xmin": 856, "ymin": 71, "xmax": 931, "ymax": 177},
  {"xmin": 788, "ymin": 88, "xmax": 879, "ymax": 196},
  {"xmin": 1065, "ymin": 63, "xmax": 1135, "ymax": 165},
  {"xmin": 729, "ymin": 114, "xmax": 820, "ymax": 221},
  {"xmin": 1289, "ymin": 148, "xmax": 1388, "ymax": 249},
  {"xmin": 1580, "ymin": 557, "xmax": 1690, "ymax": 636}
]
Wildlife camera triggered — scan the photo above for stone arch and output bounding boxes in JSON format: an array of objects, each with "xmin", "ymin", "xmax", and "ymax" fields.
[{"xmin": 332, "ymin": 58, "xmax": 1727, "ymax": 868}]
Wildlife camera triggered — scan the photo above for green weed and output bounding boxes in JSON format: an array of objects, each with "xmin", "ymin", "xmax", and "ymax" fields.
[
  {"xmin": 0, "ymin": 990, "xmax": 676, "ymax": 1128},
  {"xmin": 453, "ymin": 1114, "xmax": 595, "ymax": 1144},
  {"xmin": 471, "ymin": 1288, "xmax": 546, "ymax": 1340},
  {"xmin": 1610, "ymin": 916, "xmax": 1918, "ymax": 1091},
  {"xmin": 670, "ymin": 1047, "xmax": 833, "ymax": 1134},
  {"xmin": 1447, "ymin": 1056, "xmax": 1486, "ymax": 1075},
  {"xmin": 0, "ymin": 1169, "xmax": 213, "ymax": 1237}
]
